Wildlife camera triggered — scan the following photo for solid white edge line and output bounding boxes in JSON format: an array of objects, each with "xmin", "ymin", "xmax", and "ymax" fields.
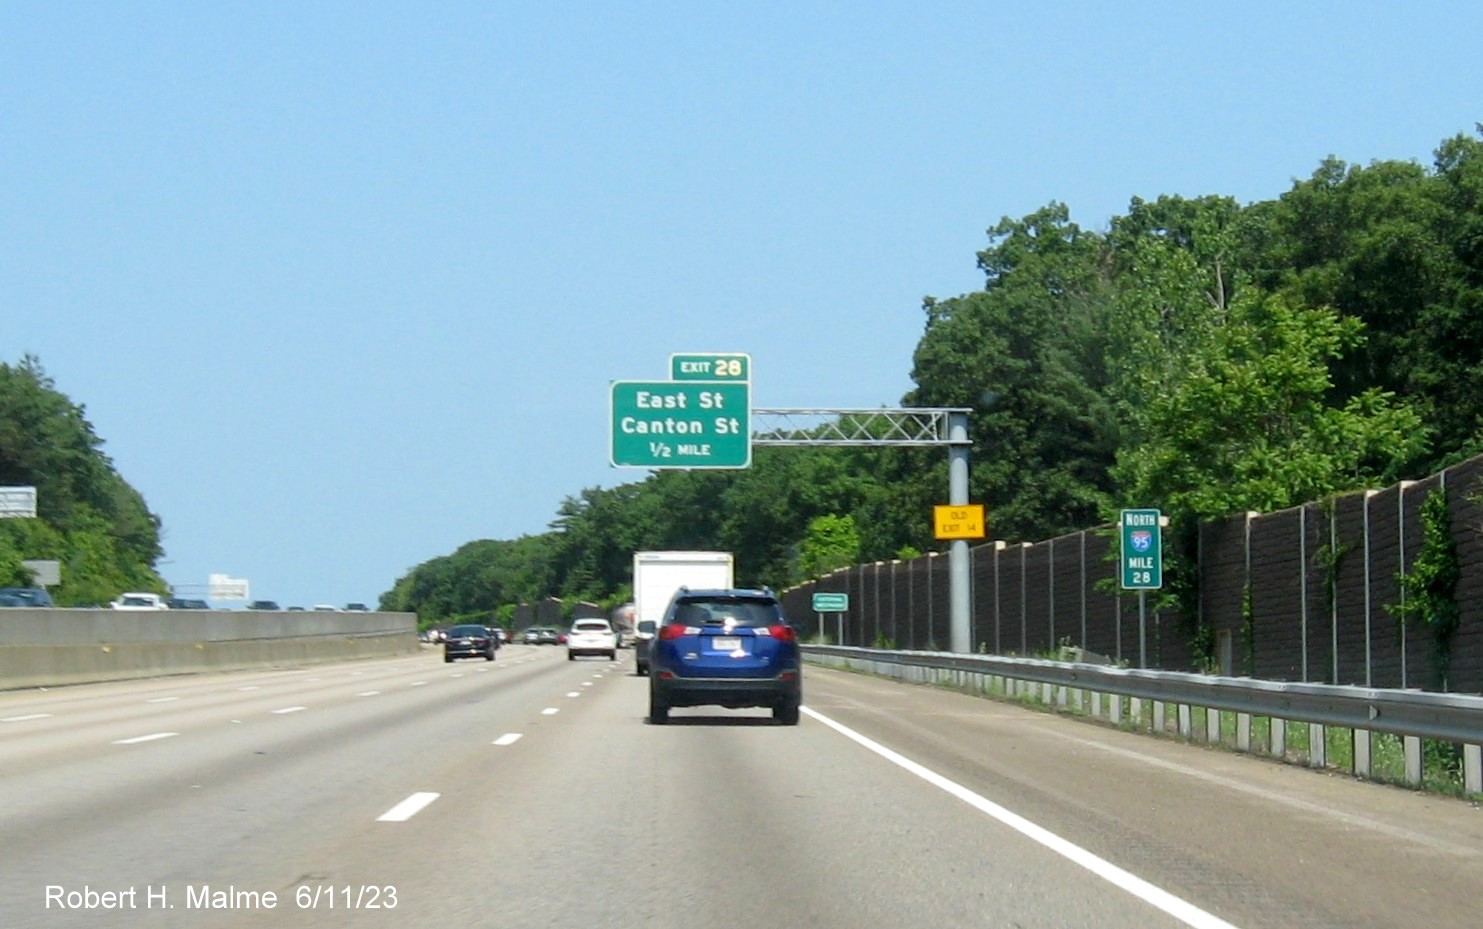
[
  {"xmin": 800, "ymin": 706, "xmax": 1244, "ymax": 929},
  {"xmin": 376, "ymin": 791, "xmax": 440, "ymax": 822},
  {"xmin": 493, "ymin": 733, "xmax": 523, "ymax": 746},
  {"xmin": 2, "ymin": 713, "xmax": 53, "ymax": 722},
  {"xmin": 113, "ymin": 732, "xmax": 178, "ymax": 745}
]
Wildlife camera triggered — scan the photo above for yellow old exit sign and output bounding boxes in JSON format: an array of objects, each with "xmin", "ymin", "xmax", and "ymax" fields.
[{"xmin": 933, "ymin": 504, "xmax": 986, "ymax": 540}]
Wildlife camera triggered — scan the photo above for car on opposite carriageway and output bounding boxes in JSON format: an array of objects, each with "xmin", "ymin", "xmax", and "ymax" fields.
[{"xmin": 444, "ymin": 624, "xmax": 496, "ymax": 662}]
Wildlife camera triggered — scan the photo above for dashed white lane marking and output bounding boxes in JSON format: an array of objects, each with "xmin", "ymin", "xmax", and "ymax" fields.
[
  {"xmin": 146, "ymin": 696, "xmax": 179, "ymax": 703},
  {"xmin": 566, "ymin": 691, "xmax": 581, "ymax": 698},
  {"xmin": 113, "ymin": 732, "xmax": 178, "ymax": 745},
  {"xmin": 451, "ymin": 673, "xmax": 465, "ymax": 678},
  {"xmin": 2, "ymin": 713, "xmax": 53, "ymax": 722},
  {"xmin": 541, "ymin": 708, "xmax": 559, "ymax": 715},
  {"xmin": 237, "ymin": 686, "xmax": 260, "ymax": 691},
  {"xmin": 803, "ymin": 707, "xmax": 1243, "ymax": 929},
  {"xmin": 272, "ymin": 706, "xmax": 307, "ymax": 715},
  {"xmin": 410, "ymin": 681, "xmax": 428, "ymax": 687},
  {"xmin": 357, "ymin": 691, "xmax": 381, "ymax": 697},
  {"xmin": 376, "ymin": 792, "xmax": 440, "ymax": 822},
  {"xmin": 493, "ymin": 733, "xmax": 523, "ymax": 746},
  {"xmin": 581, "ymin": 682, "xmax": 593, "ymax": 687}
]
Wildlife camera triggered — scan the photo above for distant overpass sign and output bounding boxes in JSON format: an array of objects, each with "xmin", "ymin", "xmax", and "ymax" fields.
[{"xmin": 209, "ymin": 573, "xmax": 250, "ymax": 601}]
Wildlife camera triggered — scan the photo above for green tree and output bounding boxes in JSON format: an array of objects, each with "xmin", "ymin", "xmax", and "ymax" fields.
[
  {"xmin": 797, "ymin": 514, "xmax": 861, "ymax": 579},
  {"xmin": 0, "ymin": 356, "xmax": 165, "ymax": 603}
]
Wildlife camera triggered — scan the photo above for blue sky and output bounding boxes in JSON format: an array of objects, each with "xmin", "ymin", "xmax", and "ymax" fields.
[{"xmin": 4, "ymin": 2, "xmax": 1480, "ymax": 608}]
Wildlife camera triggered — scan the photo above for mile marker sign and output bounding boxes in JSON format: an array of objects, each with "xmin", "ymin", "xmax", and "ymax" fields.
[{"xmin": 1119, "ymin": 509, "xmax": 1162, "ymax": 589}]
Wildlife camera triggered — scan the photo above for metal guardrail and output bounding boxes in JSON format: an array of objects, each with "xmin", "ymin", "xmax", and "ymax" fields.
[{"xmin": 803, "ymin": 645, "xmax": 1483, "ymax": 748}]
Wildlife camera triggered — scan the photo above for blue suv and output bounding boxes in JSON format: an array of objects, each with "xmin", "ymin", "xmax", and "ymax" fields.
[{"xmin": 647, "ymin": 588, "xmax": 801, "ymax": 725}]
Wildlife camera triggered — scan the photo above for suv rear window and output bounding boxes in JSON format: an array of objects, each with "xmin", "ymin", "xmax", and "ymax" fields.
[
  {"xmin": 448, "ymin": 625, "xmax": 487, "ymax": 636},
  {"xmin": 669, "ymin": 596, "xmax": 783, "ymax": 628},
  {"xmin": 573, "ymin": 620, "xmax": 609, "ymax": 632}
]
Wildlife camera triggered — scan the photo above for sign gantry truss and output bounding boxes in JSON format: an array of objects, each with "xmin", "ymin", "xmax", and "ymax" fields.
[{"xmin": 750, "ymin": 408, "xmax": 972, "ymax": 447}]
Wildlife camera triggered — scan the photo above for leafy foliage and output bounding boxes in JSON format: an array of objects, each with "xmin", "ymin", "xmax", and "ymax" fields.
[
  {"xmin": 385, "ymin": 126, "xmax": 1483, "ymax": 640},
  {"xmin": 0, "ymin": 356, "xmax": 165, "ymax": 603},
  {"xmin": 797, "ymin": 514, "xmax": 861, "ymax": 579},
  {"xmin": 1390, "ymin": 488, "xmax": 1461, "ymax": 689}
]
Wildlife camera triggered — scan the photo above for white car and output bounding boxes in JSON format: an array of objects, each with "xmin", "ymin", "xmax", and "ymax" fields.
[
  {"xmin": 566, "ymin": 619, "xmax": 617, "ymax": 661},
  {"xmin": 110, "ymin": 592, "xmax": 168, "ymax": 610}
]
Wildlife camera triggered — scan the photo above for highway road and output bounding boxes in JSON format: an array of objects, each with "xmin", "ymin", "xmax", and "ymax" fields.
[{"xmin": 2, "ymin": 645, "xmax": 1479, "ymax": 929}]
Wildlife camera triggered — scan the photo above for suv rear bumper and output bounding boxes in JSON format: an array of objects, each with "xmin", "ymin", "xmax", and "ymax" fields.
[{"xmin": 653, "ymin": 672, "xmax": 800, "ymax": 708}]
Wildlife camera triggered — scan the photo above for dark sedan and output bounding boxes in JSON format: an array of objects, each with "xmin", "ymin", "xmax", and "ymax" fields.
[{"xmin": 444, "ymin": 624, "xmax": 496, "ymax": 662}]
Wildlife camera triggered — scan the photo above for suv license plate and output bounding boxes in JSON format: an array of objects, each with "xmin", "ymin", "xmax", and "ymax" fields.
[{"xmin": 711, "ymin": 637, "xmax": 742, "ymax": 652}]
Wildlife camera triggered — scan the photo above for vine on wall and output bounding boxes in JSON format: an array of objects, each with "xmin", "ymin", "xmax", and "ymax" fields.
[{"xmin": 1391, "ymin": 487, "xmax": 1461, "ymax": 690}]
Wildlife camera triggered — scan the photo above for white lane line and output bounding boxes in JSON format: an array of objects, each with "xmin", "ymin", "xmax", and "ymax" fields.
[
  {"xmin": 802, "ymin": 707, "xmax": 1244, "ymax": 929},
  {"xmin": 113, "ymin": 732, "xmax": 178, "ymax": 745},
  {"xmin": 357, "ymin": 691, "xmax": 381, "ymax": 697},
  {"xmin": 566, "ymin": 691, "xmax": 581, "ymax": 698},
  {"xmin": 410, "ymin": 681, "xmax": 428, "ymax": 687},
  {"xmin": 450, "ymin": 673, "xmax": 464, "ymax": 678},
  {"xmin": 493, "ymin": 733, "xmax": 523, "ymax": 746},
  {"xmin": 2, "ymin": 713, "xmax": 53, "ymax": 722},
  {"xmin": 376, "ymin": 791, "xmax": 440, "ymax": 822},
  {"xmin": 541, "ymin": 707, "xmax": 559, "ymax": 715},
  {"xmin": 581, "ymin": 682, "xmax": 593, "ymax": 687},
  {"xmin": 271, "ymin": 706, "xmax": 307, "ymax": 715},
  {"xmin": 237, "ymin": 686, "xmax": 260, "ymax": 691},
  {"xmin": 146, "ymin": 696, "xmax": 180, "ymax": 703}
]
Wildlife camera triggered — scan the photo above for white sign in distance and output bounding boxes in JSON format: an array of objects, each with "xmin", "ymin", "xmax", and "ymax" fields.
[
  {"xmin": 0, "ymin": 486, "xmax": 37, "ymax": 518},
  {"xmin": 22, "ymin": 560, "xmax": 60, "ymax": 586},
  {"xmin": 208, "ymin": 573, "xmax": 250, "ymax": 601}
]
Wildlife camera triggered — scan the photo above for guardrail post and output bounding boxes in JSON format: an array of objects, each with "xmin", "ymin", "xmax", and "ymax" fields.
[
  {"xmin": 1206, "ymin": 707, "xmax": 1221, "ymax": 744},
  {"xmin": 1353, "ymin": 729, "xmax": 1372, "ymax": 778},
  {"xmin": 1309, "ymin": 724, "xmax": 1327, "ymax": 768},
  {"xmin": 1130, "ymin": 697, "xmax": 1142, "ymax": 727},
  {"xmin": 1404, "ymin": 736, "xmax": 1423, "ymax": 786},
  {"xmin": 1238, "ymin": 713, "xmax": 1252, "ymax": 752},
  {"xmin": 1178, "ymin": 704, "xmax": 1192, "ymax": 739},
  {"xmin": 1153, "ymin": 700, "xmax": 1166, "ymax": 733},
  {"xmin": 1091, "ymin": 690, "xmax": 1103, "ymax": 719},
  {"xmin": 1271, "ymin": 718, "xmax": 1286, "ymax": 758},
  {"xmin": 1466, "ymin": 745, "xmax": 1481, "ymax": 795}
]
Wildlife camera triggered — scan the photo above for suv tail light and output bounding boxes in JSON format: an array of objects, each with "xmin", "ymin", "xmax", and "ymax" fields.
[
  {"xmin": 658, "ymin": 624, "xmax": 690, "ymax": 641},
  {"xmin": 768, "ymin": 625, "xmax": 797, "ymax": 643}
]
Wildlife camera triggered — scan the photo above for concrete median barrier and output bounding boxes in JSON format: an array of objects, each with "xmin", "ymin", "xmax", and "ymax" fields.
[{"xmin": 0, "ymin": 609, "xmax": 420, "ymax": 690}]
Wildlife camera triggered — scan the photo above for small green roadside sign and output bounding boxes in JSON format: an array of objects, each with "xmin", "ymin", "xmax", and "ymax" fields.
[
  {"xmin": 811, "ymin": 592, "xmax": 848, "ymax": 612},
  {"xmin": 1119, "ymin": 508, "xmax": 1163, "ymax": 589}
]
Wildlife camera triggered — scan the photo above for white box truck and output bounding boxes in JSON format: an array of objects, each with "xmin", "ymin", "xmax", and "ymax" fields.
[{"xmin": 632, "ymin": 550, "xmax": 734, "ymax": 675}]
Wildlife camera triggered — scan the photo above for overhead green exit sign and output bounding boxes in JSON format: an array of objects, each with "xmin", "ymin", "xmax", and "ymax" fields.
[{"xmin": 609, "ymin": 380, "xmax": 751, "ymax": 469}]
